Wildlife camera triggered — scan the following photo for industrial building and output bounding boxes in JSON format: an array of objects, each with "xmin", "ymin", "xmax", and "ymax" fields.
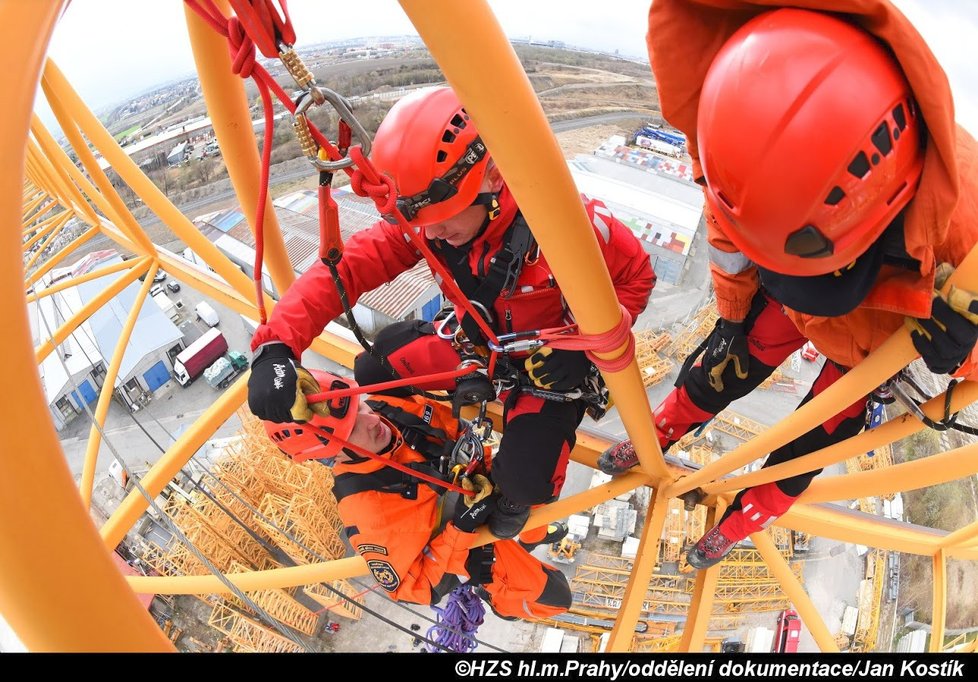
[{"xmin": 30, "ymin": 250, "xmax": 184, "ymax": 427}]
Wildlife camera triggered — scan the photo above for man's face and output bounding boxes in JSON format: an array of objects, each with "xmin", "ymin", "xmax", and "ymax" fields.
[
  {"xmin": 343, "ymin": 401, "xmax": 393, "ymax": 454},
  {"xmin": 422, "ymin": 202, "xmax": 487, "ymax": 247}
]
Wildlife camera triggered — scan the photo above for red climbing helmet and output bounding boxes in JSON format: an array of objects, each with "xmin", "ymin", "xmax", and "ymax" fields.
[
  {"xmin": 371, "ymin": 86, "xmax": 491, "ymax": 226},
  {"xmin": 263, "ymin": 370, "xmax": 358, "ymax": 462},
  {"xmin": 698, "ymin": 8, "xmax": 924, "ymax": 276}
]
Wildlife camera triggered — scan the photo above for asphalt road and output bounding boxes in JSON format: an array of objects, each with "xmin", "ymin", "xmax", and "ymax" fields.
[{"xmin": 137, "ymin": 112, "xmax": 652, "ymax": 231}]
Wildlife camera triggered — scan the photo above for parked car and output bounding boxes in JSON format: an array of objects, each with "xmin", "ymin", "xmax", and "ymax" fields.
[
  {"xmin": 800, "ymin": 342, "xmax": 820, "ymax": 362},
  {"xmin": 150, "ymin": 283, "xmax": 165, "ymax": 297},
  {"xmin": 166, "ymin": 280, "xmax": 181, "ymax": 293},
  {"xmin": 195, "ymin": 301, "xmax": 220, "ymax": 327},
  {"xmin": 153, "ymin": 270, "xmax": 167, "ymax": 283}
]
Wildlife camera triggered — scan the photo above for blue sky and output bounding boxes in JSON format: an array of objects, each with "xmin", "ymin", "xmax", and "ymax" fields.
[{"xmin": 41, "ymin": 0, "xmax": 977, "ymax": 135}]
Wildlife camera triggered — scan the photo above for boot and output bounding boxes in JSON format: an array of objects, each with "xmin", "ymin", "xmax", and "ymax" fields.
[
  {"xmin": 687, "ymin": 484, "xmax": 798, "ymax": 570},
  {"xmin": 489, "ymin": 496, "xmax": 530, "ymax": 539},
  {"xmin": 473, "ymin": 586, "xmax": 518, "ymax": 621},
  {"xmin": 598, "ymin": 387, "xmax": 712, "ymax": 475},
  {"xmin": 519, "ymin": 521, "xmax": 569, "ymax": 552}
]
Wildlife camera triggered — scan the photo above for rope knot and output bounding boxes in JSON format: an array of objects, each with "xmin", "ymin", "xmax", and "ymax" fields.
[
  {"xmin": 227, "ymin": 18, "xmax": 258, "ymax": 77},
  {"xmin": 349, "ymin": 171, "xmax": 397, "ymax": 215}
]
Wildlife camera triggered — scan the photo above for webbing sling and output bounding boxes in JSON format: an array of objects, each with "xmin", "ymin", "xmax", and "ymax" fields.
[
  {"xmin": 333, "ymin": 462, "xmax": 448, "ymax": 502},
  {"xmin": 365, "ymin": 399, "xmax": 455, "ymax": 463},
  {"xmin": 433, "ymin": 213, "xmax": 535, "ymax": 346}
]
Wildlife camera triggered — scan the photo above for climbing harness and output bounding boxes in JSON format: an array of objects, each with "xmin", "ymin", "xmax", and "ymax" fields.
[{"xmin": 301, "ymin": 370, "xmax": 499, "ymax": 497}]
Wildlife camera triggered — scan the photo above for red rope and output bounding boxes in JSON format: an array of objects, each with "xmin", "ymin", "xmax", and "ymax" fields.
[
  {"xmin": 538, "ymin": 305, "xmax": 636, "ymax": 372},
  {"xmin": 252, "ymin": 78, "xmax": 275, "ymax": 323},
  {"xmin": 313, "ymin": 582, "xmax": 383, "ymax": 615},
  {"xmin": 185, "ymin": 0, "xmax": 351, "ymax": 325},
  {"xmin": 304, "ymin": 366, "xmax": 473, "ymax": 404},
  {"xmin": 184, "ymin": 0, "xmax": 352, "ymax": 173},
  {"xmin": 227, "ymin": 0, "xmax": 295, "ymax": 57}
]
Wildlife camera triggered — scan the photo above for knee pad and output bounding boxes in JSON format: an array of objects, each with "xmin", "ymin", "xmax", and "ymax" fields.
[{"xmin": 718, "ymin": 483, "xmax": 798, "ymax": 541}]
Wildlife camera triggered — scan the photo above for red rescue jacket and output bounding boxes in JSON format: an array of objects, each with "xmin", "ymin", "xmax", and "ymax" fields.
[{"xmin": 252, "ymin": 186, "xmax": 654, "ymax": 356}]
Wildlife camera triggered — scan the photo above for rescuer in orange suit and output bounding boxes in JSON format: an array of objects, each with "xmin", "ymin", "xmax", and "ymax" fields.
[
  {"xmin": 263, "ymin": 369, "xmax": 573, "ymax": 620},
  {"xmin": 600, "ymin": 1, "xmax": 978, "ymax": 569},
  {"xmin": 247, "ymin": 86, "xmax": 655, "ymax": 541}
]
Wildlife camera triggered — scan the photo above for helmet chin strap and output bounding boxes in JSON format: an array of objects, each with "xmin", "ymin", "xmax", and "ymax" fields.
[
  {"xmin": 467, "ymin": 192, "xmax": 500, "ymax": 243},
  {"xmin": 471, "ymin": 192, "xmax": 501, "ymax": 220}
]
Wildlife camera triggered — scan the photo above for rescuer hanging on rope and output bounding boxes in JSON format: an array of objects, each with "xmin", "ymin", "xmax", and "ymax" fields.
[
  {"xmin": 248, "ymin": 86, "xmax": 655, "ymax": 540},
  {"xmin": 599, "ymin": 1, "xmax": 978, "ymax": 569},
  {"xmin": 262, "ymin": 369, "xmax": 573, "ymax": 620}
]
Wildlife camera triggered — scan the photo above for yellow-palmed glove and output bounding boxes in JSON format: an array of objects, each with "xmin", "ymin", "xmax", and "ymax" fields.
[
  {"xmin": 293, "ymin": 367, "xmax": 334, "ymax": 422},
  {"xmin": 905, "ymin": 263, "xmax": 978, "ymax": 375},
  {"xmin": 455, "ymin": 474, "xmax": 496, "ymax": 532},
  {"xmin": 247, "ymin": 342, "xmax": 332, "ymax": 423},
  {"xmin": 704, "ymin": 319, "xmax": 749, "ymax": 392},
  {"xmin": 525, "ymin": 347, "xmax": 591, "ymax": 391},
  {"xmin": 461, "ymin": 474, "xmax": 494, "ymax": 508}
]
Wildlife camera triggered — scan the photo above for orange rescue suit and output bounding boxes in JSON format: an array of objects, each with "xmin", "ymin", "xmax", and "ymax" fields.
[{"xmin": 332, "ymin": 395, "xmax": 570, "ymax": 619}]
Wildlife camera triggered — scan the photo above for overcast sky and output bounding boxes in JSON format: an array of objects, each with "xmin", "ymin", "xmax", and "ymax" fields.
[{"xmin": 41, "ymin": 0, "xmax": 978, "ymax": 135}]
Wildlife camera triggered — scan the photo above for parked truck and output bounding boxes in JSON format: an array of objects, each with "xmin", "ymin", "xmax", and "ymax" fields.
[
  {"xmin": 635, "ymin": 134, "xmax": 685, "ymax": 158},
  {"xmin": 203, "ymin": 351, "xmax": 248, "ymax": 389},
  {"xmin": 173, "ymin": 328, "xmax": 228, "ymax": 386},
  {"xmin": 773, "ymin": 609, "xmax": 802, "ymax": 653}
]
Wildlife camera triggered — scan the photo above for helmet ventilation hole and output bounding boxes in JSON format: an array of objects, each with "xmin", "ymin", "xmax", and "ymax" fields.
[
  {"xmin": 892, "ymin": 103, "xmax": 907, "ymax": 131},
  {"xmin": 871, "ymin": 122, "xmax": 892, "ymax": 156},
  {"xmin": 825, "ymin": 186, "xmax": 845, "ymax": 205},
  {"xmin": 848, "ymin": 152, "xmax": 870, "ymax": 178}
]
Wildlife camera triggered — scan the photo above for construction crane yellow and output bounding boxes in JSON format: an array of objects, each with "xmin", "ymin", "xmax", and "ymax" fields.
[{"xmin": 6, "ymin": 0, "xmax": 978, "ymax": 655}]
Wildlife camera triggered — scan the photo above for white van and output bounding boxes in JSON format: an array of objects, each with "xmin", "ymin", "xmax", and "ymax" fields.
[{"xmin": 195, "ymin": 301, "xmax": 220, "ymax": 327}]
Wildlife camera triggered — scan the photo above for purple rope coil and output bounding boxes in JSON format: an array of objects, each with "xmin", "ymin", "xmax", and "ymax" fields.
[{"xmin": 425, "ymin": 584, "xmax": 486, "ymax": 653}]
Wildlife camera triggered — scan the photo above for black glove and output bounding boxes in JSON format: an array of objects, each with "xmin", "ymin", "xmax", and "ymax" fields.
[
  {"xmin": 454, "ymin": 475, "xmax": 496, "ymax": 532},
  {"xmin": 906, "ymin": 264, "xmax": 978, "ymax": 375},
  {"xmin": 524, "ymin": 348, "xmax": 591, "ymax": 391},
  {"xmin": 248, "ymin": 342, "xmax": 328, "ymax": 423},
  {"xmin": 463, "ymin": 545, "xmax": 496, "ymax": 585},
  {"xmin": 703, "ymin": 318, "xmax": 750, "ymax": 392}
]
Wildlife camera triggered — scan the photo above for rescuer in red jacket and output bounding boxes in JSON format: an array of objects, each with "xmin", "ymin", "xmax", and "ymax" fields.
[
  {"xmin": 248, "ymin": 86, "xmax": 655, "ymax": 540},
  {"xmin": 599, "ymin": 3, "xmax": 978, "ymax": 569},
  {"xmin": 263, "ymin": 370, "xmax": 573, "ymax": 620}
]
